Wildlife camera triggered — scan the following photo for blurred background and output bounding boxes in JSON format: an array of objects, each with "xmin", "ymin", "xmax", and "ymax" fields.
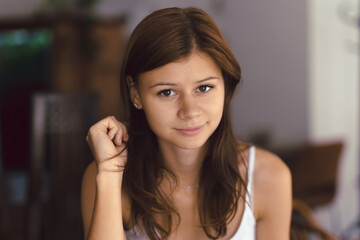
[{"xmin": 0, "ymin": 0, "xmax": 358, "ymax": 239}]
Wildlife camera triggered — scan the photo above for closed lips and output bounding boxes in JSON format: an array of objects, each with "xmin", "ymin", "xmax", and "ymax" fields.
[{"xmin": 175, "ymin": 124, "xmax": 205, "ymax": 130}]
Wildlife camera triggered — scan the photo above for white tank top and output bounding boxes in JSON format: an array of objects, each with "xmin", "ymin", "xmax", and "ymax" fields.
[{"xmin": 125, "ymin": 146, "xmax": 257, "ymax": 240}]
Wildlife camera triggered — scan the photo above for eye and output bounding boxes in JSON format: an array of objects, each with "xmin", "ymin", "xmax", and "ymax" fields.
[
  {"xmin": 157, "ymin": 89, "xmax": 176, "ymax": 97},
  {"xmin": 196, "ymin": 85, "xmax": 214, "ymax": 93}
]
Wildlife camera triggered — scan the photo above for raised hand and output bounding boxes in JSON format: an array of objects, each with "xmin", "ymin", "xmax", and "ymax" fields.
[{"xmin": 86, "ymin": 116, "xmax": 129, "ymax": 174}]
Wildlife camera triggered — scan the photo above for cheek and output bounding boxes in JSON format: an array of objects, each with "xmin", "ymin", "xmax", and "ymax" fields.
[
  {"xmin": 142, "ymin": 100, "xmax": 175, "ymax": 131},
  {"xmin": 211, "ymin": 101, "xmax": 224, "ymax": 124},
  {"xmin": 208, "ymin": 91, "xmax": 225, "ymax": 119}
]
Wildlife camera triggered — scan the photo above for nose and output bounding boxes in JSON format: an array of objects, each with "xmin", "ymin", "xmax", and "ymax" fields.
[{"xmin": 177, "ymin": 95, "xmax": 202, "ymax": 120}]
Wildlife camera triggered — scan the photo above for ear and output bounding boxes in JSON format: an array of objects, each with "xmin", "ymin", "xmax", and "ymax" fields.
[{"xmin": 127, "ymin": 76, "xmax": 143, "ymax": 109}]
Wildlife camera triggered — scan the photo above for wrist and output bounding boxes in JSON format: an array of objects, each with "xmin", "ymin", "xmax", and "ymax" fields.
[
  {"xmin": 96, "ymin": 158, "xmax": 126, "ymax": 174},
  {"xmin": 96, "ymin": 170, "xmax": 124, "ymax": 186}
]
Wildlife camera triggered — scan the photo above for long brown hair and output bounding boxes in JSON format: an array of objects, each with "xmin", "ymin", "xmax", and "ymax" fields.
[{"xmin": 120, "ymin": 7, "xmax": 248, "ymax": 239}]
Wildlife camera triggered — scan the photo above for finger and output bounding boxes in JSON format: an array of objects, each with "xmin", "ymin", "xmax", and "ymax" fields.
[
  {"xmin": 108, "ymin": 117, "xmax": 127, "ymax": 143},
  {"xmin": 111, "ymin": 120, "xmax": 127, "ymax": 144},
  {"xmin": 97, "ymin": 116, "xmax": 119, "ymax": 134},
  {"xmin": 107, "ymin": 127, "xmax": 119, "ymax": 141},
  {"xmin": 118, "ymin": 122, "xmax": 129, "ymax": 142},
  {"xmin": 113, "ymin": 131, "xmax": 122, "ymax": 146},
  {"xmin": 113, "ymin": 122, "xmax": 126, "ymax": 145}
]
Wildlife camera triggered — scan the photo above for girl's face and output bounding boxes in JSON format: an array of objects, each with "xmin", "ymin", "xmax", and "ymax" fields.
[{"xmin": 131, "ymin": 51, "xmax": 225, "ymax": 150}]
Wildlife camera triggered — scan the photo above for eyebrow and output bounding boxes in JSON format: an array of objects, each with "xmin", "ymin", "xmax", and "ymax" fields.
[{"xmin": 149, "ymin": 76, "xmax": 220, "ymax": 88}]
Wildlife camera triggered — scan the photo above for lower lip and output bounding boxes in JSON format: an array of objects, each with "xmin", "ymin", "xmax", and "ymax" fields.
[{"xmin": 176, "ymin": 125, "xmax": 204, "ymax": 136}]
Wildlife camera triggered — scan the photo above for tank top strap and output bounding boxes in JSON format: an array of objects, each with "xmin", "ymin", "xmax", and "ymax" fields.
[{"xmin": 245, "ymin": 146, "xmax": 255, "ymax": 206}]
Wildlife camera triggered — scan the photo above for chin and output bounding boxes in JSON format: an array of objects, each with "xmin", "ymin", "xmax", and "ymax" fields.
[
  {"xmin": 176, "ymin": 143, "xmax": 205, "ymax": 150},
  {"xmin": 172, "ymin": 137, "xmax": 209, "ymax": 150}
]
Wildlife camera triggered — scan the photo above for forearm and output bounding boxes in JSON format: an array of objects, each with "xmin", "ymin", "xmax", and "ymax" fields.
[{"xmin": 87, "ymin": 172, "xmax": 125, "ymax": 240}]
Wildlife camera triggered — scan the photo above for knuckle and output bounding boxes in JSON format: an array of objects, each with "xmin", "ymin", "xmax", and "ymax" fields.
[{"xmin": 88, "ymin": 126, "xmax": 96, "ymax": 134}]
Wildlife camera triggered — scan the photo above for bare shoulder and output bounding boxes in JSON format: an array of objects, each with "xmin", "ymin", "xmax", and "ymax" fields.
[
  {"xmin": 251, "ymin": 146, "xmax": 292, "ymax": 235},
  {"xmin": 236, "ymin": 142, "xmax": 291, "ymax": 187},
  {"xmin": 253, "ymin": 147, "xmax": 291, "ymax": 185}
]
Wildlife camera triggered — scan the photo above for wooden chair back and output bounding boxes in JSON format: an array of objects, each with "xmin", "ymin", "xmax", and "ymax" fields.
[
  {"xmin": 27, "ymin": 92, "xmax": 99, "ymax": 240},
  {"xmin": 290, "ymin": 141, "xmax": 343, "ymax": 208}
]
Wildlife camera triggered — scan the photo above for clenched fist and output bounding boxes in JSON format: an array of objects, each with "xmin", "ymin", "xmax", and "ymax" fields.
[{"xmin": 86, "ymin": 116, "xmax": 128, "ymax": 174}]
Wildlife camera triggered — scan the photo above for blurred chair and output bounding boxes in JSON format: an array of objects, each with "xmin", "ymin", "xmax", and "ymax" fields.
[
  {"xmin": 27, "ymin": 92, "xmax": 99, "ymax": 240},
  {"xmin": 290, "ymin": 141, "xmax": 343, "ymax": 208},
  {"xmin": 291, "ymin": 199, "xmax": 338, "ymax": 240}
]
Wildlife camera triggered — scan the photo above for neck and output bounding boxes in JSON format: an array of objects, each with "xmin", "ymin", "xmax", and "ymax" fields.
[{"xmin": 158, "ymin": 140, "xmax": 207, "ymax": 187}]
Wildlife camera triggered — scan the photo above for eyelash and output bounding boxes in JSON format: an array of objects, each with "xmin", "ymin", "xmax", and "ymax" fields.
[{"xmin": 157, "ymin": 85, "xmax": 214, "ymax": 97}]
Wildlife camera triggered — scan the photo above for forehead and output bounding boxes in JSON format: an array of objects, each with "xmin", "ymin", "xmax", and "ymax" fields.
[{"xmin": 138, "ymin": 51, "xmax": 222, "ymax": 85}]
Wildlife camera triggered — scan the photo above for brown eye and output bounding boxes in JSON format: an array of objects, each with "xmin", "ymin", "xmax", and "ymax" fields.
[
  {"xmin": 197, "ymin": 85, "xmax": 213, "ymax": 93},
  {"xmin": 158, "ymin": 89, "xmax": 175, "ymax": 97}
]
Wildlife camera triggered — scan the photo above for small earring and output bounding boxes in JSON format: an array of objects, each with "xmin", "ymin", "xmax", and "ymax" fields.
[{"xmin": 133, "ymin": 103, "xmax": 138, "ymax": 109}]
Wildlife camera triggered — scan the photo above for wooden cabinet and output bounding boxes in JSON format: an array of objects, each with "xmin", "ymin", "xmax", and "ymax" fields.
[{"xmin": 51, "ymin": 17, "xmax": 126, "ymax": 118}]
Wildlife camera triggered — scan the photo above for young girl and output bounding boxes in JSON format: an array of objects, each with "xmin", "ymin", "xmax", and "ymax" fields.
[{"xmin": 81, "ymin": 7, "xmax": 292, "ymax": 240}]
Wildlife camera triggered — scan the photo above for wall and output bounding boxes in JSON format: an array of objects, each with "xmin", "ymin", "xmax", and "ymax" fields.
[
  {"xmin": 308, "ymin": 0, "xmax": 359, "ymax": 235},
  {"xmin": 222, "ymin": 1, "xmax": 308, "ymax": 148}
]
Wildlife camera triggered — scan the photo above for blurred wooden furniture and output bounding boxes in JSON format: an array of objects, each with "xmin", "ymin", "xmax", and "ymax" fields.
[
  {"xmin": 291, "ymin": 199, "xmax": 338, "ymax": 240},
  {"xmin": 0, "ymin": 15, "xmax": 126, "ymax": 119},
  {"xmin": 0, "ymin": 16, "xmax": 126, "ymax": 239},
  {"xmin": 27, "ymin": 92, "xmax": 99, "ymax": 240},
  {"xmin": 290, "ymin": 141, "xmax": 343, "ymax": 208},
  {"xmin": 51, "ymin": 17, "xmax": 126, "ymax": 119}
]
